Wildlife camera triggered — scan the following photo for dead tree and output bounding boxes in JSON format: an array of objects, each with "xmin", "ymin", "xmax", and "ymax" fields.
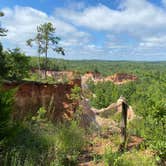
[
  {"xmin": 118, "ymin": 96, "xmax": 128, "ymax": 152},
  {"xmin": 92, "ymin": 96, "xmax": 129, "ymax": 152}
]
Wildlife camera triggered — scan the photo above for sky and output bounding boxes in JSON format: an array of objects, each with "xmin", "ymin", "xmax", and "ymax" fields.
[{"xmin": 1, "ymin": 0, "xmax": 166, "ymax": 61}]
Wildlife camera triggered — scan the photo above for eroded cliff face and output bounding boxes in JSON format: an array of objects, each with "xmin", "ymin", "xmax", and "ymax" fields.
[
  {"xmin": 81, "ymin": 72, "xmax": 138, "ymax": 85},
  {"xmin": 31, "ymin": 69, "xmax": 79, "ymax": 82},
  {"xmin": 3, "ymin": 79, "xmax": 81, "ymax": 121},
  {"xmin": 104, "ymin": 73, "xmax": 138, "ymax": 84}
]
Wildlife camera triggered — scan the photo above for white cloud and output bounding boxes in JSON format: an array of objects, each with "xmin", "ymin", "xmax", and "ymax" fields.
[
  {"xmin": 1, "ymin": 6, "xmax": 91, "ymax": 57},
  {"xmin": 140, "ymin": 35, "xmax": 166, "ymax": 47},
  {"xmin": 55, "ymin": 0, "xmax": 166, "ymax": 38}
]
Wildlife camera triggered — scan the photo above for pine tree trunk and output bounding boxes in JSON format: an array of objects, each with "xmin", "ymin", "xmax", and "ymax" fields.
[
  {"xmin": 38, "ymin": 53, "xmax": 41, "ymax": 80},
  {"xmin": 44, "ymin": 40, "xmax": 48, "ymax": 80}
]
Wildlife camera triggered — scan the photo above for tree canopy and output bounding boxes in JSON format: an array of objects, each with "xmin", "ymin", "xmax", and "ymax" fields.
[{"xmin": 27, "ymin": 22, "xmax": 65, "ymax": 79}]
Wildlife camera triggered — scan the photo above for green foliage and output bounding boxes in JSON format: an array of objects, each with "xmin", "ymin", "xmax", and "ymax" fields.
[
  {"xmin": 32, "ymin": 107, "xmax": 47, "ymax": 121},
  {"xmin": 90, "ymin": 81, "xmax": 119, "ymax": 109},
  {"xmin": 3, "ymin": 123, "xmax": 52, "ymax": 166},
  {"xmin": 110, "ymin": 133, "xmax": 121, "ymax": 147},
  {"xmin": 27, "ymin": 26, "xmax": 43, "ymax": 80},
  {"xmin": 27, "ymin": 22, "xmax": 65, "ymax": 79},
  {"xmin": 88, "ymin": 69, "xmax": 166, "ymax": 161},
  {"xmin": 0, "ymin": 43, "xmax": 8, "ymax": 78},
  {"xmin": 1, "ymin": 58, "xmax": 166, "ymax": 164},
  {"xmin": 2, "ymin": 105, "xmax": 86, "ymax": 166},
  {"xmin": 115, "ymin": 151, "xmax": 156, "ymax": 166},
  {"xmin": 4, "ymin": 148, "xmax": 35, "ymax": 166},
  {"xmin": 29, "ymin": 57, "xmax": 67, "ymax": 71},
  {"xmin": 89, "ymin": 81, "xmax": 137, "ymax": 109},
  {"xmin": 128, "ymin": 118, "xmax": 145, "ymax": 137},
  {"xmin": 54, "ymin": 121, "xmax": 85, "ymax": 165},
  {"xmin": 118, "ymin": 82, "xmax": 137, "ymax": 103},
  {"xmin": 0, "ymin": 87, "xmax": 14, "ymax": 141},
  {"xmin": 28, "ymin": 58, "xmax": 166, "ymax": 76},
  {"xmin": 103, "ymin": 148, "xmax": 120, "ymax": 166},
  {"xmin": 103, "ymin": 148, "xmax": 156, "ymax": 166},
  {"xmin": 144, "ymin": 114, "xmax": 166, "ymax": 159},
  {"xmin": 5, "ymin": 48, "xmax": 30, "ymax": 80},
  {"xmin": 70, "ymin": 85, "xmax": 81, "ymax": 101},
  {"xmin": 0, "ymin": 48, "xmax": 30, "ymax": 80}
]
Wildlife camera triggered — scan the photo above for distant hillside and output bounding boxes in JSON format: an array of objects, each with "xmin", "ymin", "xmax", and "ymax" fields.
[{"xmin": 29, "ymin": 56, "xmax": 166, "ymax": 76}]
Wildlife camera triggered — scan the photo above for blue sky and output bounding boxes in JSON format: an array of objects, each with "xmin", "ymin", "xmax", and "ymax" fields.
[{"xmin": 1, "ymin": 0, "xmax": 166, "ymax": 61}]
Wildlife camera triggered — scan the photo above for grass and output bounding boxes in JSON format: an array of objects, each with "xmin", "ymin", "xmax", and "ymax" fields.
[{"xmin": 103, "ymin": 148, "xmax": 157, "ymax": 166}]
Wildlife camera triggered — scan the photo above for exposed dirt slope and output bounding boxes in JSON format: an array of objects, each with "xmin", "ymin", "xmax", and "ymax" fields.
[{"xmin": 3, "ymin": 79, "xmax": 81, "ymax": 121}]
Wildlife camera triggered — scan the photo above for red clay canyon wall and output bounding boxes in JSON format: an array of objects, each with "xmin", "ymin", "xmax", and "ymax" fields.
[
  {"xmin": 3, "ymin": 79, "xmax": 81, "ymax": 121},
  {"xmin": 82, "ymin": 72, "xmax": 138, "ymax": 85},
  {"xmin": 105, "ymin": 73, "xmax": 138, "ymax": 84}
]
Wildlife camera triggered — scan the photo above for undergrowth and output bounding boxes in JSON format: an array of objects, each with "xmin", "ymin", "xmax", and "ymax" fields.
[{"xmin": 1, "ymin": 107, "xmax": 86, "ymax": 166}]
